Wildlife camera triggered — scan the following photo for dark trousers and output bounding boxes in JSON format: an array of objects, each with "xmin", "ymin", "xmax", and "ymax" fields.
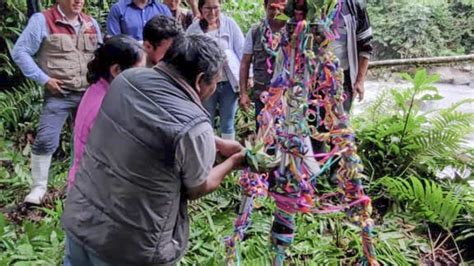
[
  {"xmin": 32, "ymin": 90, "xmax": 83, "ymax": 155},
  {"xmin": 252, "ymin": 83, "xmax": 267, "ymax": 132},
  {"xmin": 310, "ymin": 69, "xmax": 353, "ymax": 155},
  {"xmin": 254, "ymin": 98, "xmax": 265, "ymax": 131}
]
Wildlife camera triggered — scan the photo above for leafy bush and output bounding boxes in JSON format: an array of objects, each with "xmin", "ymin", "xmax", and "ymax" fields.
[
  {"xmin": 0, "ymin": 80, "xmax": 43, "ymax": 132},
  {"xmin": 182, "ymin": 177, "xmax": 430, "ymax": 265},
  {"xmin": 380, "ymin": 176, "xmax": 463, "ymax": 230},
  {"xmin": 0, "ymin": 0, "xmax": 29, "ymax": 86},
  {"xmin": 223, "ymin": 0, "xmax": 265, "ymax": 34},
  {"xmin": 367, "ymin": 0, "xmax": 474, "ymax": 59},
  {"xmin": 0, "ymin": 208, "xmax": 65, "ymax": 265},
  {"xmin": 354, "ymin": 69, "xmax": 474, "ymax": 179},
  {"xmin": 0, "ymin": 0, "xmax": 473, "ymax": 265}
]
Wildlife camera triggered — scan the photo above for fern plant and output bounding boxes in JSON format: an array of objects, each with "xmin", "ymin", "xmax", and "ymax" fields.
[
  {"xmin": 0, "ymin": 79, "xmax": 43, "ymax": 131},
  {"xmin": 380, "ymin": 176, "xmax": 463, "ymax": 230},
  {"xmin": 442, "ymin": 182, "xmax": 474, "ymax": 245},
  {"xmin": 354, "ymin": 69, "xmax": 474, "ymax": 179}
]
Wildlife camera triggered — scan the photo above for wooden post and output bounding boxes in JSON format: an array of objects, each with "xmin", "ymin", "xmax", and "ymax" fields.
[{"xmin": 369, "ymin": 54, "xmax": 474, "ymax": 69}]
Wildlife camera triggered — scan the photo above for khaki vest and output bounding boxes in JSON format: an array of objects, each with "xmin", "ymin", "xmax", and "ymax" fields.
[{"xmin": 38, "ymin": 6, "xmax": 98, "ymax": 91}]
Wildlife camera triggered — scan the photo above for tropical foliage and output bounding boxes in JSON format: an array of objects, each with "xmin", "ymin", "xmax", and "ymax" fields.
[
  {"xmin": 354, "ymin": 69, "xmax": 474, "ymax": 179},
  {"xmin": 1, "ymin": 0, "xmax": 473, "ymax": 265},
  {"xmin": 368, "ymin": 0, "xmax": 474, "ymax": 59}
]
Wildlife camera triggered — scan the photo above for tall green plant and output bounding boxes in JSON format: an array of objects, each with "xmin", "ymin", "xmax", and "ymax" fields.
[
  {"xmin": 0, "ymin": 0, "xmax": 28, "ymax": 80},
  {"xmin": 354, "ymin": 69, "xmax": 474, "ymax": 179},
  {"xmin": 0, "ymin": 80, "xmax": 43, "ymax": 131},
  {"xmin": 0, "ymin": 212, "xmax": 65, "ymax": 265},
  {"xmin": 223, "ymin": 0, "xmax": 265, "ymax": 33},
  {"xmin": 367, "ymin": 0, "xmax": 472, "ymax": 59},
  {"xmin": 381, "ymin": 176, "xmax": 463, "ymax": 230}
]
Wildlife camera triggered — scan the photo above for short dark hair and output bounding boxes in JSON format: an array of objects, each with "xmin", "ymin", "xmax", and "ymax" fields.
[
  {"xmin": 87, "ymin": 35, "xmax": 143, "ymax": 84},
  {"xmin": 143, "ymin": 16, "xmax": 183, "ymax": 48},
  {"xmin": 163, "ymin": 34, "xmax": 225, "ymax": 86}
]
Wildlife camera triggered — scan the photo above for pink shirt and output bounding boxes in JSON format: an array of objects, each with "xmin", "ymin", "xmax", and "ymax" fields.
[{"xmin": 67, "ymin": 78, "xmax": 109, "ymax": 190}]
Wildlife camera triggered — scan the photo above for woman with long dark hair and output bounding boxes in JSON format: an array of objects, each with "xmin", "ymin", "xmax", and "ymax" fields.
[
  {"xmin": 186, "ymin": 0, "xmax": 244, "ymax": 140},
  {"xmin": 67, "ymin": 35, "xmax": 146, "ymax": 190}
]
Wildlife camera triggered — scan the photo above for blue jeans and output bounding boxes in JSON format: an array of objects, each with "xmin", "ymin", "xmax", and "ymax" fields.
[
  {"xmin": 202, "ymin": 81, "xmax": 238, "ymax": 135},
  {"xmin": 64, "ymin": 234, "xmax": 111, "ymax": 266},
  {"xmin": 33, "ymin": 90, "xmax": 83, "ymax": 155}
]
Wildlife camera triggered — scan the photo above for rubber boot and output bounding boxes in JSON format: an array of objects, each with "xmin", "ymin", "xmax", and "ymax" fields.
[{"xmin": 24, "ymin": 154, "xmax": 52, "ymax": 205}]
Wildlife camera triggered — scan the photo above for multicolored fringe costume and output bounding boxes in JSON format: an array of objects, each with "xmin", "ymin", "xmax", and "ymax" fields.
[{"xmin": 225, "ymin": 0, "xmax": 378, "ymax": 265}]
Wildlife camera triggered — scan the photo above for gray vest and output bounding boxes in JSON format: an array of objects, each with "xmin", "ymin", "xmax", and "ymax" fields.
[
  {"xmin": 251, "ymin": 21, "xmax": 273, "ymax": 89},
  {"xmin": 250, "ymin": 21, "xmax": 286, "ymax": 97},
  {"xmin": 62, "ymin": 67, "xmax": 210, "ymax": 265}
]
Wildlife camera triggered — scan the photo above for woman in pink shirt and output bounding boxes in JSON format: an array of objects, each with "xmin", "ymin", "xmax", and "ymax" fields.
[{"xmin": 67, "ymin": 35, "xmax": 146, "ymax": 190}]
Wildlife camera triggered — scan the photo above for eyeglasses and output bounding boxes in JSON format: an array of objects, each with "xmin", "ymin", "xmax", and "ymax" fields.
[{"xmin": 202, "ymin": 5, "xmax": 220, "ymax": 12}]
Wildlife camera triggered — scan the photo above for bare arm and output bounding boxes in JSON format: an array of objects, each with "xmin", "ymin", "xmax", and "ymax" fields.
[
  {"xmin": 353, "ymin": 0, "xmax": 372, "ymax": 102},
  {"xmin": 215, "ymin": 136, "xmax": 243, "ymax": 157},
  {"xmin": 239, "ymin": 54, "xmax": 252, "ymax": 111},
  {"xmin": 186, "ymin": 151, "xmax": 244, "ymax": 200},
  {"xmin": 353, "ymin": 56, "xmax": 369, "ymax": 101},
  {"xmin": 356, "ymin": 56, "xmax": 369, "ymax": 83},
  {"xmin": 180, "ymin": 128, "xmax": 244, "ymax": 200}
]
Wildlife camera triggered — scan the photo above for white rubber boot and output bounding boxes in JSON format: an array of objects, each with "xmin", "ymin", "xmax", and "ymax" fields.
[
  {"xmin": 24, "ymin": 154, "xmax": 52, "ymax": 205},
  {"xmin": 221, "ymin": 132, "xmax": 235, "ymax": 140}
]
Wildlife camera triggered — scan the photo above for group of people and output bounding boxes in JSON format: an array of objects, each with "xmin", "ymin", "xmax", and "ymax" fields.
[{"xmin": 11, "ymin": 0, "xmax": 372, "ymax": 265}]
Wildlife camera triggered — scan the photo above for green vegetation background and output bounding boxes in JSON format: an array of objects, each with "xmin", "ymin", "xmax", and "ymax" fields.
[{"xmin": 0, "ymin": 0, "xmax": 473, "ymax": 265}]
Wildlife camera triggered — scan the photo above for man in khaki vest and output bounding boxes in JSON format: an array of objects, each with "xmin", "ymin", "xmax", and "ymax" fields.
[{"xmin": 11, "ymin": 0, "xmax": 101, "ymax": 205}]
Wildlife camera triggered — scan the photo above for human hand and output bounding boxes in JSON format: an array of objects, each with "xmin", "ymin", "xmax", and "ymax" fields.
[
  {"xmin": 45, "ymin": 78, "xmax": 66, "ymax": 95},
  {"xmin": 229, "ymin": 149, "xmax": 246, "ymax": 169},
  {"xmin": 216, "ymin": 138, "xmax": 243, "ymax": 158},
  {"xmin": 353, "ymin": 80, "xmax": 365, "ymax": 102},
  {"xmin": 239, "ymin": 93, "xmax": 251, "ymax": 112}
]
